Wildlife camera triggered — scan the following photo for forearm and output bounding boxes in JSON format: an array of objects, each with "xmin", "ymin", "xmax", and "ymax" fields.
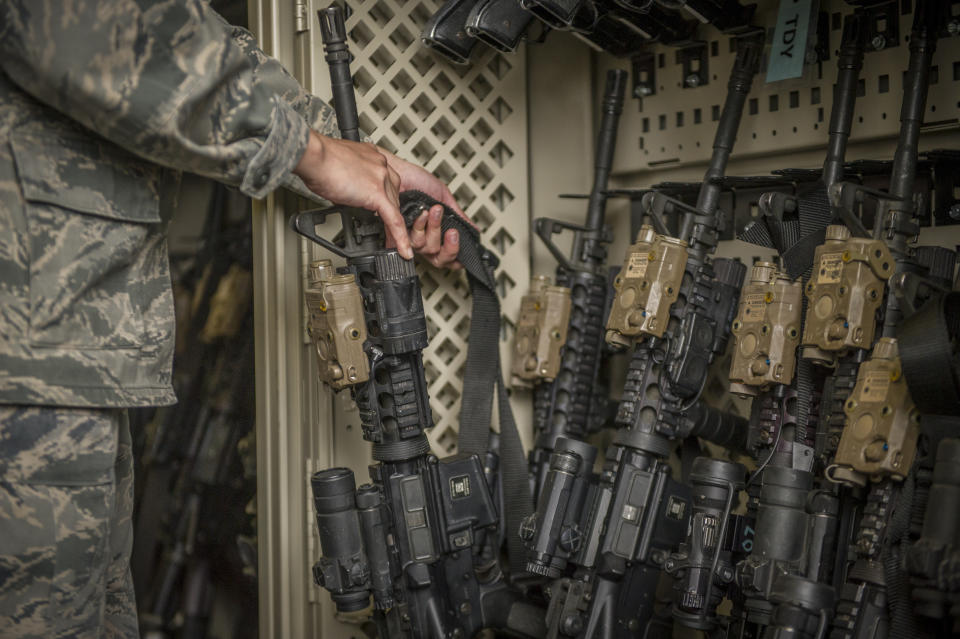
[{"xmin": 0, "ymin": 0, "xmax": 309, "ymax": 199}]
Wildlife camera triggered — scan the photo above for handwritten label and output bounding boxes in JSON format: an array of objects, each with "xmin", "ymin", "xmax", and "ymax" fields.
[
  {"xmin": 766, "ymin": 0, "xmax": 816, "ymax": 83},
  {"xmin": 818, "ymin": 253, "xmax": 843, "ymax": 284}
]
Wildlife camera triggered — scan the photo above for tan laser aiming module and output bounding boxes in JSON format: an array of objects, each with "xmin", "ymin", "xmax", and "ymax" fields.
[
  {"xmin": 510, "ymin": 276, "xmax": 572, "ymax": 388},
  {"xmin": 729, "ymin": 262, "xmax": 803, "ymax": 396},
  {"xmin": 801, "ymin": 225, "xmax": 893, "ymax": 367},
  {"xmin": 605, "ymin": 224, "xmax": 687, "ymax": 349},
  {"xmin": 305, "ymin": 259, "xmax": 369, "ymax": 389},
  {"xmin": 829, "ymin": 338, "xmax": 919, "ymax": 487}
]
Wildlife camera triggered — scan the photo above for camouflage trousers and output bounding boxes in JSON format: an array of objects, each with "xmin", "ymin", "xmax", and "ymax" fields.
[{"xmin": 0, "ymin": 406, "xmax": 138, "ymax": 638}]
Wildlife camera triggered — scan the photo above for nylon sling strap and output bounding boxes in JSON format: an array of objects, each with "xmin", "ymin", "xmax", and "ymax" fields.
[
  {"xmin": 737, "ymin": 181, "xmax": 834, "ymax": 436},
  {"xmin": 399, "ymin": 190, "xmax": 532, "ymax": 575},
  {"xmin": 897, "ymin": 291, "xmax": 960, "ymax": 415}
]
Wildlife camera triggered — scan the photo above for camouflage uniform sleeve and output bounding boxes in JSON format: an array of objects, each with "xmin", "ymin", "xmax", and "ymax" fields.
[
  {"xmin": 222, "ymin": 17, "xmax": 375, "ymax": 204},
  {"xmin": 0, "ymin": 0, "xmax": 310, "ymax": 200}
]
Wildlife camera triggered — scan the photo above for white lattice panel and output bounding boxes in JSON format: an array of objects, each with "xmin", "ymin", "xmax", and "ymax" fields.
[{"xmin": 328, "ymin": 1, "xmax": 531, "ymax": 454}]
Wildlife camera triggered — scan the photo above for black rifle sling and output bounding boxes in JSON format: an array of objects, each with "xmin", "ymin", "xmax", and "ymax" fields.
[
  {"xmin": 399, "ymin": 190, "xmax": 532, "ymax": 575},
  {"xmin": 897, "ymin": 291, "xmax": 960, "ymax": 415}
]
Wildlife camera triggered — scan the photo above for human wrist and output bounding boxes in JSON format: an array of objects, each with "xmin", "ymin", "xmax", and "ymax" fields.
[{"xmin": 294, "ymin": 131, "xmax": 326, "ymax": 179}]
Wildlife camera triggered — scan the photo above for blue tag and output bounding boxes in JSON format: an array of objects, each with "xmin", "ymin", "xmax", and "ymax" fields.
[{"xmin": 766, "ymin": 0, "xmax": 815, "ymax": 83}]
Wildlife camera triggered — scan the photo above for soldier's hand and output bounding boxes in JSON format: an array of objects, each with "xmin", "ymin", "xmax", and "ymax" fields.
[
  {"xmin": 293, "ymin": 132, "xmax": 410, "ymax": 258},
  {"xmin": 380, "ymin": 150, "xmax": 473, "ymax": 270}
]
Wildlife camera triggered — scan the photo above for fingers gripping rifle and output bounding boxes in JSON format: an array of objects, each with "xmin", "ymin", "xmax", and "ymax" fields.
[
  {"xmin": 293, "ymin": 7, "xmax": 542, "ymax": 637},
  {"xmin": 511, "ymin": 69, "xmax": 626, "ymax": 501},
  {"xmin": 520, "ymin": 31, "xmax": 763, "ymax": 639}
]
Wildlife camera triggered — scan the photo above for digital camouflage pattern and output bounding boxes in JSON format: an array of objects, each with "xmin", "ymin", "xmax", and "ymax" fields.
[
  {"xmin": 0, "ymin": 407, "xmax": 136, "ymax": 638},
  {"xmin": 0, "ymin": 0, "xmax": 338, "ymax": 407}
]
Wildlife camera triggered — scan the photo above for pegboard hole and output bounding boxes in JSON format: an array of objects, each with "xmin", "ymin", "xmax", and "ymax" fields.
[
  {"xmin": 354, "ymin": 66, "xmax": 375, "ymax": 96},
  {"xmin": 488, "ymin": 54, "xmax": 512, "ymax": 80},
  {"xmin": 368, "ymin": 2, "xmax": 395, "ymax": 26},
  {"xmin": 496, "ymin": 271, "xmax": 516, "ymax": 297},
  {"xmin": 469, "ymin": 74, "xmax": 494, "ymax": 101},
  {"xmin": 471, "ymin": 206, "xmax": 495, "ymax": 232},
  {"xmin": 642, "ymin": 117, "xmax": 650, "ymax": 133},
  {"xmin": 693, "ymin": 108, "xmax": 702, "ymax": 124},
  {"xmin": 430, "ymin": 116, "xmax": 456, "ymax": 144},
  {"xmin": 454, "ymin": 184, "xmax": 477, "ymax": 209},
  {"xmin": 424, "ymin": 359, "xmax": 440, "ymax": 386},
  {"xmin": 491, "ymin": 227, "xmax": 515, "ymax": 253},
  {"xmin": 455, "ymin": 315, "xmax": 471, "ymax": 338},
  {"xmin": 489, "ymin": 141, "xmax": 514, "ymax": 168},
  {"xmin": 436, "ymin": 338, "xmax": 461, "ymax": 365},
  {"xmin": 412, "ymin": 137, "xmax": 437, "ymax": 163},
  {"xmin": 409, "ymin": 48, "xmax": 433, "ymax": 76},
  {"xmin": 749, "ymin": 98, "xmax": 758, "ymax": 115},
  {"xmin": 792, "ymin": 126, "xmax": 797, "ymax": 133},
  {"xmin": 451, "ymin": 139, "xmax": 477, "ymax": 167},
  {"xmin": 436, "ymin": 382, "xmax": 461, "ymax": 410},
  {"xmin": 491, "ymin": 184, "xmax": 515, "ymax": 211},
  {"xmin": 471, "ymin": 162, "xmax": 495, "ymax": 189},
  {"xmin": 370, "ymin": 45, "xmax": 396, "ymax": 73},
  {"xmin": 371, "ymin": 90, "xmax": 397, "ymax": 118},
  {"xmin": 375, "ymin": 134, "xmax": 397, "ymax": 154},
  {"xmin": 391, "ymin": 114, "xmax": 417, "ymax": 143},
  {"xmin": 434, "ymin": 160, "xmax": 456, "ymax": 185},
  {"xmin": 878, "ymin": 74, "xmax": 889, "ymax": 94},
  {"xmin": 489, "ymin": 97, "xmax": 513, "ymax": 123},
  {"xmin": 451, "ymin": 95, "xmax": 475, "ymax": 122},
  {"xmin": 471, "ymin": 118, "xmax": 494, "ymax": 145},
  {"xmin": 430, "ymin": 72, "xmax": 455, "ymax": 99},
  {"xmin": 359, "ymin": 112, "xmax": 378, "ymax": 138},
  {"xmin": 389, "ymin": 23, "xmax": 414, "ymax": 51},
  {"xmin": 410, "ymin": 2, "xmax": 433, "ymax": 27},
  {"xmin": 412, "ymin": 92, "xmax": 438, "ymax": 121},
  {"xmin": 811, "ymin": 86, "xmax": 821, "ymax": 105},
  {"xmin": 789, "ymin": 91, "xmax": 799, "ymax": 108},
  {"xmin": 435, "ymin": 427, "xmax": 458, "ymax": 454},
  {"xmin": 420, "ymin": 270, "xmax": 440, "ymax": 299},
  {"xmin": 349, "ymin": 20, "xmax": 375, "ymax": 49},
  {"xmin": 434, "ymin": 293, "xmax": 459, "ymax": 321}
]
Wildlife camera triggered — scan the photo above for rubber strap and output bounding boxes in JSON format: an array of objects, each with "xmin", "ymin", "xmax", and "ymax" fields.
[{"xmin": 398, "ymin": 191, "xmax": 532, "ymax": 575}]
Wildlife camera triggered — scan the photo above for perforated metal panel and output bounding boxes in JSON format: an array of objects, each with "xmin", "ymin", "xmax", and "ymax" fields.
[{"xmin": 597, "ymin": 0, "xmax": 960, "ymax": 174}]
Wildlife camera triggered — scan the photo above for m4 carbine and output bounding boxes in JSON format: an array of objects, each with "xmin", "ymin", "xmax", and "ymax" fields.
[
  {"xmin": 294, "ymin": 7, "xmax": 542, "ymax": 637},
  {"xmin": 727, "ymin": 10, "xmax": 875, "ymax": 636},
  {"xmin": 511, "ymin": 69, "xmax": 626, "ymax": 501},
  {"xmin": 521, "ymin": 30, "xmax": 763, "ymax": 639}
]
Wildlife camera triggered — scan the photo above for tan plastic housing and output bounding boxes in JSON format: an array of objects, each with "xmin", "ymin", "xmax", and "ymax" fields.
[
  {"xmin": 801, "ymin": 225, "xmax": 894, "ymax": 367},
  {"xmin": 605, "ymin": 225, "xmax": 688, "ymax": 348},
  {"xmin": 729, "ymin": 262, "xmax": 802, "ymax": 396},
  {"xmin": 304, "ymin": 260, "xmax": 370, "ymax": 390},
  {"xmin": 831, "ymin": 338, "xmax": 919, "ymax": 487},
  {"xmin": 510, "ymin": 276, "xmax": 572, "ymax": 388}
]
